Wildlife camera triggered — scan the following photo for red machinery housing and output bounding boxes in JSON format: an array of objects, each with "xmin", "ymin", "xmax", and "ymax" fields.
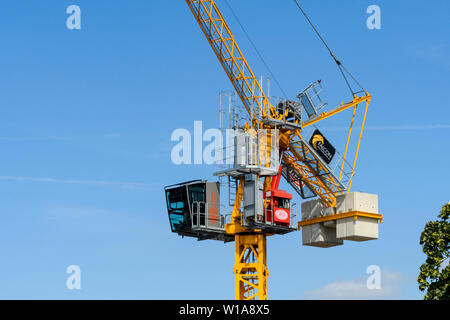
[{"xmin": 264, "ymin": 166, "xmax": 293, "ymax": 227}]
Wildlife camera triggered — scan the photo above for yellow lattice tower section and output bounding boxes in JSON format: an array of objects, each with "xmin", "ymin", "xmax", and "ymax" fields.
[{"xmin": 234, "ymin": 234, "xmax": 268, "ymax": 300}]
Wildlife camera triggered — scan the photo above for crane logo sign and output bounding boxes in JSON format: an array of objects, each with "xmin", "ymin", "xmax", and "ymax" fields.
[
  {"xmin": 309, "ymin": 129, "xmax": 336, "ymax": 164},
  {"xmin": 311, "ymin": 133, "xmax": 325, "ymax": 149},
  {"xmin": 274, "ymin": 209, "xmax": 289, "ymax": 222}
]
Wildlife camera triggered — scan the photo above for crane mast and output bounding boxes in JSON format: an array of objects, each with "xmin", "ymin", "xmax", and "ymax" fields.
[{"xmin": 175, "ymin": 0, "xmax": 380, "ymax": 300}]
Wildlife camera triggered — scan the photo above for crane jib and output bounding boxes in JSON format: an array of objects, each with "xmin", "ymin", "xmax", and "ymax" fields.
[{"xmin": 185, "ymin": 0, "xmax": 273, "ymax": 119}]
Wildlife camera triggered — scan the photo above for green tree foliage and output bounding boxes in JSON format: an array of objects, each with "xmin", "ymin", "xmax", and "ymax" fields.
[{"xmin": 418, "ymin": 203, "xmax": 450, "ymax": 300}]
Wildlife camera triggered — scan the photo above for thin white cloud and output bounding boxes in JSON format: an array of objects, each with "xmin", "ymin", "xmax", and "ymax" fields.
[
  {"xmin": 44, "ymin": 206, "xmax": 163, "ymax": 235},
  {"xmin": 0, "ymin": 133, "xmax": 122, "ymax": 141},
  {"xmin": 366, "ymin": 124, "xmax": 450, "ymax": 131},
  {"xmin": 302, "ymin": 270, "xmax": 403, "ymax": 300},
  {"xmin": 0, "ymin": 176, "xmax": 151, "ymax": 189},
  {"xmin": 323, "ymin": 124, "xmax": 450, "ymax": 132},
  {"xmin": 412, "ymin": 43, "xmax": 450, "ymax": 70}
]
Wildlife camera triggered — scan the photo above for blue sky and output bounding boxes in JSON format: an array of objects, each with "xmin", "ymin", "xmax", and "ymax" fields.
[{"xmin": 0, "ymin": 0, "xmax": 449, "ymax": 299}]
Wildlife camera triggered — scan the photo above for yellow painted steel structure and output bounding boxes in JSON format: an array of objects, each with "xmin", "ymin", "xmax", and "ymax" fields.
[
  {"xmin": 185, "ymin": 0, "xmax": 373, "ymax": 300},
  {"xmin": 234, "ymin": 234, "xmax": 268, "ymax": 300},
  {"xmin": 297, "ymin": 211, "xmax": 383, "ymax": 228}
]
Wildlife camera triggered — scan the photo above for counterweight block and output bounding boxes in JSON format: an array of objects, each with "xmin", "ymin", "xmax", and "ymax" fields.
[{"xmin": 299, "ymin": 192, "xmax": 381, "ymax": 247}]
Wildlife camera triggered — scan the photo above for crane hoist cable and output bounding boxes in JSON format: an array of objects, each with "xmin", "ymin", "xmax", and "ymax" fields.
[
  {"xmin": 223, "ymin": 0, "xmax": 289, "ymax": 100},
  {"xmin": 292, "ymin": 0, "xmax": 366, "ymax": 97}
]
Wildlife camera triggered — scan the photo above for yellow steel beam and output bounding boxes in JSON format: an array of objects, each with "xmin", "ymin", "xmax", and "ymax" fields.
[
  {"xmin": 348, "ymin": 98, "xmax": 370, "ymax": 192},
  {"xmin": 225, "ymin": 177, "xmax": 250, "ymax": 235},
  {"xmin": 340, "ymin": 104, "xmax": 358, "ymax": 180},
  {"xmin": 302, "ymin": 94, "xmax": 371, "ymax": 128},
  {"xmin": 298, "ymin": 211, "xmax": 383, "ymax": 229}
]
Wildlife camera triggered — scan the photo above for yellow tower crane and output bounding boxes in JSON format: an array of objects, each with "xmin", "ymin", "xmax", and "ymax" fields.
[{"xmin": 164, "ymin": 0, "xmax": 382, "ymax": 300}]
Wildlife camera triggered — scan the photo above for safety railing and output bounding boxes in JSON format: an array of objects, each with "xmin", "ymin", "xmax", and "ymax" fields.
[
  {"xmin": 263, "ymin": 202, "xmax": 298, "ymax": 230},
  {"xmin": 214, "ymin": 129, "xmax": 280, "ymax": 177},
  {"xmin": 191, "ymin": 201, "xmax": 226, "ymax": 232}
]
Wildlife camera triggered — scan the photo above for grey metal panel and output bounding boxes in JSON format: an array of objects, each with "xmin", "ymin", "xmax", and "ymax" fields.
[
  {"xmin": 234, "ymin": 134, "xmax": 247, "ymax": 167},
  {"xmin": 243, "ymin": 177, "xmax": 263, "ymax": 219},
  {"xmin": 300, "ymin": 93, "xmax": 317, "ymax": 118}
]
